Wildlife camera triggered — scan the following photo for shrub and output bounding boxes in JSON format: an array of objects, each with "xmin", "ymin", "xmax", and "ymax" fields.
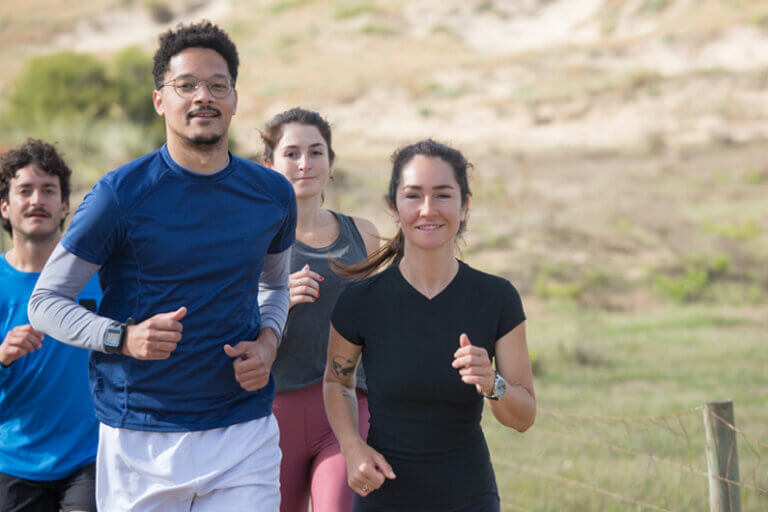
[
  {"xmin": 112, "ymin": 47, "xmax": 159, "ymax": 125},
  {"xmin": 5, "ymin": 52, "xmax": 115, "ymax": 127},
  {"xmin": 269, "ymin": 0, "xmax": 313, "ymax": 14},
  {"xmin": 334, "ymin": 2, "xmax": 381, "ymax": 20},
  {"xmin": 534, "ymin": 274, "xmax": 583, "ymax": 300},
  {"xmin": 654, "ymin": 266, "xmax": 709, "ymax": 303},
  {"xmin": 1, "ymin": 49, "xmax": 174, "ymax": 165},
  {"xmin": 702, "ymin": 220, "xmax": 761, "ymax": 241},
  {"xmin": 144, "ymin": 0, "xmax": 174, "ymax": 23}
]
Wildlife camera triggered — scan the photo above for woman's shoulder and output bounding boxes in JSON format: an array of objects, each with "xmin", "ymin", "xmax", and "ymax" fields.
[
  {"xmin": 334, "ymin": 266, "xmax": 396, "ymax": 319},
  {"xmin": 459, "ymin": 261, "xmax": 521, "ymax": 296},
  {"xmin": 341, "ymin": 213, "xmax": 379, "ymax": 255},
  {"xmin": 342, "ymin": 264, "xmax": 395, "ymax": 293}
]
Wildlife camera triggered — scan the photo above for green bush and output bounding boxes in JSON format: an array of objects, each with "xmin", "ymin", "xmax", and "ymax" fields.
[
  {"xmin": 533, "ymin": 274, "xmax": 583, "ymax": 300},
  {"xmin": 144, "ymin": 0, "xmax": 174, "ymax": 23},
  {"xmin": 702, "ymin": 220, "xmax": 761, "ymax": 241},
  {"xmin": 1, "ymin": 49, "xmax": 249, "ymax": 167},
  {"xmin": 333, "ymin": 2, "xmax": 381, "ymax": 20},
  {"xmin": 1, "ymin": 49, "xmax": 167, "ymax": 154},
  {"xmin": 5, "ymin": 52, "xmax": 116, "ymax": 127},
  {"xmin": 112, "ymin": 47, "xmax": 158, "ymax": 125},
  {"xmin": 269, "ymin": 0, "xmax": 313, "ymax": 14},
  {"xmin": 654, "ymin": 266, "xmax": 709, "ymax": 303}
]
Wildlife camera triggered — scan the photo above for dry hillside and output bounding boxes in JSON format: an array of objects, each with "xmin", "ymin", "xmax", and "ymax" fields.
[{"xmin": 1, "ymin": 0, "xmax": 767, "ymax": 309}]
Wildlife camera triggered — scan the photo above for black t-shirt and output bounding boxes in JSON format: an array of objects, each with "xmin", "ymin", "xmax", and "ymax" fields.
[{"xmin": 332, "ymin": 261, "xmax": 525, "ymax": 510}]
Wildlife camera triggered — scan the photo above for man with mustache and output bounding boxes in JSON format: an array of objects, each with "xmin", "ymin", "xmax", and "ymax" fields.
[
  {"xmin": 0, "ymin": 139, "xmax": 101, "ymax": 512},
  {"xmin": 28, "ymin": 21, "xmax": 296, "ymax": 511}
]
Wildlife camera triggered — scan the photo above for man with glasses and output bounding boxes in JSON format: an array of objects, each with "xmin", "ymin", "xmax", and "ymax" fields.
[{"xmin": 29, "ymin": 21, "xmax": 295, "ymax": 511}]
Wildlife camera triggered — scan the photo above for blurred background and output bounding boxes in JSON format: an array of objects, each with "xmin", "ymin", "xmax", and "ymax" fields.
[{"xmin": 1, "ymin": 0, "xmax": 766, "ymax": 509}]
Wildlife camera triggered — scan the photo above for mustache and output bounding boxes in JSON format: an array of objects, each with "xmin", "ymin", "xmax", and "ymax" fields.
[
  {"xmin": 25, "ymin": 208, "xmax": 50, "ymax": 217},
  {"xmin": 187, "ymin": 106, "xmax": 222, "ymax": 118}
]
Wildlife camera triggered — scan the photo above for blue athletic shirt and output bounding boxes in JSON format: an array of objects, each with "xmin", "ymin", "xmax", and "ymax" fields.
[
  {"xmin": 0, "ymin": 254, "xmax": 101, "ymax": 480},
  {"xmin": 61, "ymin": 145, "xmax": 297, "ymax": 432}
]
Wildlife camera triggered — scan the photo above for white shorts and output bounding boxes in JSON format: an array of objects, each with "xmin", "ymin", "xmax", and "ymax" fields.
[{"xmin": 96, "ymin": 415, "xmax": 281, "ymax": 512}]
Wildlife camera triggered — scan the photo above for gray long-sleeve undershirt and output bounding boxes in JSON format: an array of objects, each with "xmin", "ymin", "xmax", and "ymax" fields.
[{"xmin": 28, "ymin": 243, "xmax": 291, "ymax": 353}]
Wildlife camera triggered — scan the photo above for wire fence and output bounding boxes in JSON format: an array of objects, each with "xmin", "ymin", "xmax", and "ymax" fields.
[{"xmin": 493, "ymin": 404, "xmax": 768, "ymax": 511}]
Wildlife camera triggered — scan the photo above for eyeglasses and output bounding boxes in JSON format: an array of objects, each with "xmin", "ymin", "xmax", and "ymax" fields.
[{"xmin": 160, "ymin": 76, "xmax": 233, "ymax": 99}]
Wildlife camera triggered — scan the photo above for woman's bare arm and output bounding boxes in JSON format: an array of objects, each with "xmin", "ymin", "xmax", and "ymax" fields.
[{"xmin": 323, "ymin": 325, "xmax": 395, "ymax": 496}]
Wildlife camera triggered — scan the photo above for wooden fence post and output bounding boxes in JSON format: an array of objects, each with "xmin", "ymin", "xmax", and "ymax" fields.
[{"xmin": 702, "ymin": 400, "xmax": 741, "ymax": 512}]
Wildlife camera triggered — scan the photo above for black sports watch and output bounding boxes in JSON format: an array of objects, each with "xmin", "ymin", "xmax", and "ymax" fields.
[
  {"xmin": 478, "ymin": 371, "xmax": 507, "ymax": 401},
  {"xmin": 103, "ymin": 319, "xmax": 133, "ymax": 354}
]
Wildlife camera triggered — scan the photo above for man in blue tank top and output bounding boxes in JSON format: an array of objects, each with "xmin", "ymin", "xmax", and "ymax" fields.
[
  {"xmin": 28, "ymin": 22, "xmax": 296, "ymax": 511},
  {"xmin": 0, "ymin": 139, "xmax": 101, "ymax": 512}
]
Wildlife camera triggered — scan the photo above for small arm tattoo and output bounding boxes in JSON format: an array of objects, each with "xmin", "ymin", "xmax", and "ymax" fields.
[{"xmin": 332, "ymin": 355, "xmax": 355, "ymax": 378}]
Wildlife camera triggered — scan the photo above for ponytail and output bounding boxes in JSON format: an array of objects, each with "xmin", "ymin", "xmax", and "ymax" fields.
[{"xmin": 333, "ymin": 229, "xmax": 404, "ymax": 278}]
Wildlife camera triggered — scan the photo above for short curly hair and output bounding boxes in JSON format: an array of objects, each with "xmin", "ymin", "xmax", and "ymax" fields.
[
  {"xmin": 152, "ymin": 20, "xmax": 239, "ymax": 88},
  {"xmin": 0, "ymin": 138, "xmax": 72, "ymax": 235}
]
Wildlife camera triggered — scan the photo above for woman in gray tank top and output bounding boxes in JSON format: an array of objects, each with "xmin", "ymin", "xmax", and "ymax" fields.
[{"xmin": 261, "ymin": 108, "xmax": 379, "ymax": 512}]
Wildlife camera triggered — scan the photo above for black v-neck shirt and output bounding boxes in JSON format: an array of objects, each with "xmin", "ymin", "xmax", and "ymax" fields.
[{"xmin": 332, "ymin": 261, "xmax": 525, "ymax": 510}]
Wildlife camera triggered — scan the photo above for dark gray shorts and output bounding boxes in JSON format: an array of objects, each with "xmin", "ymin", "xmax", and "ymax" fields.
[{"xmin": 0, "ymin": 462, "xmax": 96, "ymax": 512}]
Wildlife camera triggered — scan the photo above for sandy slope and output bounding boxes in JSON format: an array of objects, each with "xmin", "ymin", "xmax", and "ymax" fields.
[{"xmin": 4, "ymin": 0, "xmax": 768, "ymax": 158}]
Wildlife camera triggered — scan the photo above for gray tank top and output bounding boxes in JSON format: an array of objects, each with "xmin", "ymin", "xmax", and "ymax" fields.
[{"xmin": 273, "ymin": 211, "xmax": 368, "ymax": 392}]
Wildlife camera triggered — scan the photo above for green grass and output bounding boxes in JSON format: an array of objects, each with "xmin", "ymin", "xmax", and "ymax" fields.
[
  {"xmin": 359, "ymin": 22, "xmax": 396, "ymax": 36},
  {"xmin": 483, "ymin": 303, "xmax": 768, "ymax": 511},
  {"xmin": 702, "ymin": 219, "xmax": 762, "ymax": 241},
  {"xmin": 333, "ymin": 2, "xmax": 381, "ymax": 20},
  {"xmin": 268, "ymin": 0, "xmax": 313, "ymax": 14}
]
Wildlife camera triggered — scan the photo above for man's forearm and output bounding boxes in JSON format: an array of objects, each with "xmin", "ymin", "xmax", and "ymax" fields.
[
  {"xmin": 258, "ymin": 248, "xmax": 290, "ymax": 340},
  {"xmin": 28, "ymin": 243, "xmax": 111, "ymax": 352}
]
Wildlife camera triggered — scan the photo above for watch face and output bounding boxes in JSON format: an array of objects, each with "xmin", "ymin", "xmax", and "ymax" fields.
[
  {"xmin": 495, "ymin": 375, "xmax": 507, "ymax": 397},
  {"xmin": 104, "ymin": 325, "xmax": 123, "ymax": 348}
]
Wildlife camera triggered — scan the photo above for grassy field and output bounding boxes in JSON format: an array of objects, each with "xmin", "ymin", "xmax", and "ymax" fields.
[{"xmin": 484, "ymin": 301, "xmax": 767, "ymax": 511}]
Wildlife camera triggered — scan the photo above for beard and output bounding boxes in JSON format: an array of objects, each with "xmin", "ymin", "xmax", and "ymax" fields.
[
  {"xmin": 170, "ymin": 127, "xmax": 226, "ymax": 151},
  {"xmin": 188, "ymin": 132, "xmax": 224, "ymax": 147}
]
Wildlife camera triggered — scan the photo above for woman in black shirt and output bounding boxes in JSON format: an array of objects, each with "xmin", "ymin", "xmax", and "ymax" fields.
[{"xmin": 324, "ymin": 140, "xmax": 536, "ymax": 511}]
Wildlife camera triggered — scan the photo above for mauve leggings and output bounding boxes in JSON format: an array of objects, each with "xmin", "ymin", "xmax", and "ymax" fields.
[{"xmin": 273, "ymin": 382, "xmax": 370, "ymax": 512}]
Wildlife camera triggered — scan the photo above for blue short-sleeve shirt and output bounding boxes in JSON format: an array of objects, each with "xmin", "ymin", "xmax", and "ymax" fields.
[
  {"xmin": 0, "ymin": 255, "xmax": 101, "ymax": 480},
  {"xmin": 62, "ymin": 145, "xmax": 296, "ymax": 431}
]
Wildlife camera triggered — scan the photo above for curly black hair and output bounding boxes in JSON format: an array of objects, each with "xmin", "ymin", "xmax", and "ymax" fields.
[
  {"xmin": 152, "ymin": 20, "xmax": 239, "ymax": 88},
  {"xmin": 0, "ymin": 138, "xmax": 72, "ymax": 235}
]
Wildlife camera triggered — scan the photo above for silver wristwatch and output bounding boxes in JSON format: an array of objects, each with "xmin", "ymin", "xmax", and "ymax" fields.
[{"xmin": 478, "ymin": 371, "xmax": 507, "ymax": 400}]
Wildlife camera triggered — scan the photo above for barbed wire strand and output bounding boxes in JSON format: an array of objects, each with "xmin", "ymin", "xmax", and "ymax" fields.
[
  {"xmin": 707, "ymin": 406, "xmax": 767, "ymax": 498},
  {"xmin": 710, "ymin": 409, "xmax": 768, "ymax": 449},
  {"xmin": 497, "ymin": 460, "xmax": 674, "ymax": 512},
  {"xmin": 542, "ymin": 406, "xmax": 767, "ymax": 485},
  {"xmin": 676, "ymin": 414, "xmax": 694, "ymax": 466},
  {"xmin": 529, "ymin": 425, "xmax": 767, "ymax": 495},
  {"xmin": 729, "ymin": 418, "xmax": 764, "ymax": 500},
  {"xmin": 538, "ymin": 406, "xmax": 701, "ymax": 424}
]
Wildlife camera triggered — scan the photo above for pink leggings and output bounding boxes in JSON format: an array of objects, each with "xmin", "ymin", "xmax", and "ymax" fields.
[{"xmin": 273, "ymin": 382, "xmax": 369, "ymax": 512}]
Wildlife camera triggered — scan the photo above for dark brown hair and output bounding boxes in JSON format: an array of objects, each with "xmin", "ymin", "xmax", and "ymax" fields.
[
  {"xmin": 0, "ymin": 139, "xmax": 72, "ymax": 235},
  {"xmin": 260, "ymin": 107, "xmax": 335, "ymax": 165},
  {"xmin": 341, "ymin": 139, "xmax": 472, "ymax": 277}
]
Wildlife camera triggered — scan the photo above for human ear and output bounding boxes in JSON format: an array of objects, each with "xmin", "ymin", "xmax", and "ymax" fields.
[{"xmin": 152, "ymin": 90, "xmax": 165, "ymax": 116}]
